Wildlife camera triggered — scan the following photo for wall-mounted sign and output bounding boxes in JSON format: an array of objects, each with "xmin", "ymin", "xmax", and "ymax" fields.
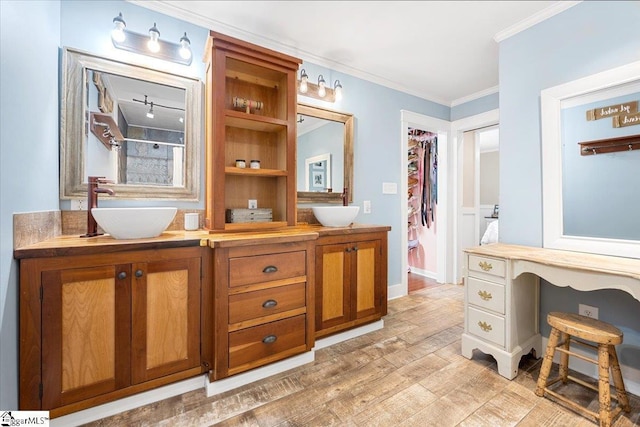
[
  {"xmin": 613, "ymin": 111, "xmax": 640, "ymax": 128},
  {"xmin": 586, "ymin": 101, "xmax": 638, "ymax": 121}
]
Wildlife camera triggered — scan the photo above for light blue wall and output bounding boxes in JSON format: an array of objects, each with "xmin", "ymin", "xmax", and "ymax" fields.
[
  {"xmin": 0, "ymin": 0, "xmax": 61, "ymax": 410},
  {"xmin": 451, "ymin": 92, "xmax": 499, "ymax": 121},
  {"xmin": 499, "ymin": 0, "xmax": 640, "ymax": 385}
]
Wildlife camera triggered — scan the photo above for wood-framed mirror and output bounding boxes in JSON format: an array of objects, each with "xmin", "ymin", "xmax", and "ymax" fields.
[
  {"xmin": 296, "ymin": 103, "xmax": 354, "ymax": 204},
  {"xmin": 60, "ymin": 47, "xmax": 202, "ymax": 200}
]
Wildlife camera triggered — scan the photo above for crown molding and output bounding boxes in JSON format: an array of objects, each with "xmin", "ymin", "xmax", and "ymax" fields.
[
  {"xmin": 494, "ymin": 1, "xmax": 582, "ymax": 43},
  {"xmin": 450, "ymin": 85, "xmax": 499, "ymax": 107}
]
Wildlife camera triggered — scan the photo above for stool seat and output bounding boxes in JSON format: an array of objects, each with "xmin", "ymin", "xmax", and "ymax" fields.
[
  {"xmin": 536, "ymin": 312, "xmax": 630, "ymax": 427},
  {"xmin": 547, "ymin": 312, "xmax": 623, "ymax": 345}
]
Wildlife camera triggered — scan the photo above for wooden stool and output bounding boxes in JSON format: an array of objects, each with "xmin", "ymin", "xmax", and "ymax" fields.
[{"xmin": 535, "ymin": 312, "xmax": 631, "ymax": 427}]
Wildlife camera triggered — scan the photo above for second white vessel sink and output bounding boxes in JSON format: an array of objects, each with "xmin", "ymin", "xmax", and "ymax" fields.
[
  {"xmin": 312, "ymin": 206, "xmax": 360, "ymax": 227},
  {"xmin": 91, "ymin": 207, "xmax": 177, "ymax": 239}
]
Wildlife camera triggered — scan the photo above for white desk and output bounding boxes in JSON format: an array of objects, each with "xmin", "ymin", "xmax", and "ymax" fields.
[{"xmin": 461, "ymin": 243, "xmax": 640, "ymax": 379}]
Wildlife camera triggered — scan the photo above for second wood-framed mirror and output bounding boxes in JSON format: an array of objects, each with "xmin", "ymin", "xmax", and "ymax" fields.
[{"xmin": 296, "ymin": 103, "xmax": 354, "ymax": 204}]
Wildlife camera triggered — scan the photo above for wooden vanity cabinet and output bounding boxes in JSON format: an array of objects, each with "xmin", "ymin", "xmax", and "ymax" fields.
[
  {"xmin": 210, "ymin": 236, "xmax": 316, "ymax": 380},
  {"xmin": 315, "ymin": 229, "xmax": 390, "ymax": 338},
  {"xmin": 203, "ymin": 31, "xmax": 302, "ymax": 231},
  {"xmin": 19, "ymin": 245, "xmax": 208, "ymax": 416}
]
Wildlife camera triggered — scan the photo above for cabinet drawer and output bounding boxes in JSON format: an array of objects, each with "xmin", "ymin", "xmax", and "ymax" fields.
[
  {"xmin": 229, "ymin": 251, "xmax": 306, "ymax": 287},
  {"xmin": 467, "ymin": 277, "xmax": 505, "ymax": 315},
  {"xmin": 468, "ymin": 255, "xmax": 505, "ymax": 279},
  {"xmin": 467, "ymin": 306, "xmax": 505, "ymax": 347},
  {"xmin": 228, "ymin": 315, "xmax": 306, "ymax": 369},
  {"xmin": 229, "ymin": 282, "xmax": 306, "ymax": 324}
]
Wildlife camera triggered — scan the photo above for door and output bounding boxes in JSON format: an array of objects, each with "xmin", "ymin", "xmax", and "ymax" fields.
[
  {"xmin": 131, "ymin": 256, "xmax": 201, "ymax": 384},
  {"xmin": 41, "ymin": 264, "xmax": 131, "ymax": 408},
  {"xmin": 316, "ymin": 243, "xmax": 351, "ymax": 331},
  {"xmin": 352, "ymin": 239, "xmax": 381, "ymax": 320}
]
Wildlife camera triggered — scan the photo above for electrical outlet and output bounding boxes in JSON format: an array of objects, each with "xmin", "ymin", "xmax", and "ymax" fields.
[
  {"xmin": 579, "ymin": 303, "xmax": 599, "ymax": 319},
  {"xmin": 248, "ymin": 199, "xmax": 257, "ymax": 209},
  {"xmin": 363, "ymin": 200, "xmax": 371, "ymax": 214}
]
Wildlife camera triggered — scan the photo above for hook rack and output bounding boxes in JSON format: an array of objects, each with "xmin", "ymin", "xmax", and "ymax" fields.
[
  {"xmin": 578, "ymin": 134, "xmax": 640, "ymax": 156},
  {"xmin": 89, "ymin": 112, "xmax": 124, "ymax": 150}
]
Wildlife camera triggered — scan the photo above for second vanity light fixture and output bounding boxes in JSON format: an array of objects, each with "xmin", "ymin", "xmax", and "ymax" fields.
[
  {"xmin": 111, "ymin": 12, "xmax": 193, "ymax": 65},
  {"xmin": 298, "ymin": 69, "xmax": 343, "ymax": 102}
]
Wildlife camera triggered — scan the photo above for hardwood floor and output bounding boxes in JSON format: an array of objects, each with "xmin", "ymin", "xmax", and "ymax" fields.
[
  {"xmin": 85, "ymin": 284, "xmax": 639, "ymax": 426},
  {"xmin": 408, "ymin": 273, "xmax": 439, "ymax": 293}
]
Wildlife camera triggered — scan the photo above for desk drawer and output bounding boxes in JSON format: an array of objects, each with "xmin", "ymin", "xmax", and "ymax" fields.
[
  {"xmin": 228, "ymin": 282, "xmax": 306, "ymax": 324},
  {"xmin": 228, "ymin": 315, "xmax": 306, "ymax": 369},
  {"xmin": 229, "ymin": 251, "xmax": 306, "ymax": 287},
  {"xmin": 467, "ymin": 306, "xmax": 505, "ymax": 347},
  {"xmin": 467, "ymin": 277, "xmax": 505, "ymax": 315},
  {"xmin": 468, "ymin": 255, "xmax": 505, "ymax": 279}
]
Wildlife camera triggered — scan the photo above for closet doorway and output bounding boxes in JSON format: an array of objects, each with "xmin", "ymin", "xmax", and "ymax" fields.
[{"xmin": 398, "ymin": 110, "xmax": 449, "ymax": 299}]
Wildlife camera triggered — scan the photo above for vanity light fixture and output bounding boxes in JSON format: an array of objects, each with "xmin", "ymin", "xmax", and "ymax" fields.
[
  {"xmin": 110, "ymin": 12, "xmax": 193, "ymax": 65},
  {"xmin": 296, "ymin": 70, "xmax": 342, "ymax": 103}
]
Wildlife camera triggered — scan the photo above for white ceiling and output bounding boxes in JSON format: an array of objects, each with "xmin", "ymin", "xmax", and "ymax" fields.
[{"xmin": 134, "ymin": 0, "xmax": 579, "ymax": 106}]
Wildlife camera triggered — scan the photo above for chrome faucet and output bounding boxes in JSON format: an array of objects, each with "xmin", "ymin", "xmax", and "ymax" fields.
[
  {"xmin": 81, "ymin": 176, "xmax": 115, "ymax": 237},
  {"xmin": 341, "ymin": 187, "xmax": 349, "ymax": 206}
]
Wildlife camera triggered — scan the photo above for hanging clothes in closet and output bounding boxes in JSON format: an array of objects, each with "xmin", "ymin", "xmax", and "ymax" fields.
[{"xmin": 408, "ymin": 129, "xmax": 438, "ymax": 234}]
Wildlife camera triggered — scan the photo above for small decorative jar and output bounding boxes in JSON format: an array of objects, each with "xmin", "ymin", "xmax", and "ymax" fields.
[
  {"xmin": 235, "ymin": 159, "xmax": 246, "ymax": 168},
  {"xmin": 250, "ymin": 160, "xmax": 261, "ymax": 169}
]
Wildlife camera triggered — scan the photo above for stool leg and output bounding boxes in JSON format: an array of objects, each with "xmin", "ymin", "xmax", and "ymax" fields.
[
  {"xmin": 609, "ymin": 345, "xmax": 630, "ymax": 412},
  {"xmin": 598, "ymin": 343, "xmax": 612, "ymax": 427},
  {"xmin": 559, "ymin": 332, "xmax": 570, "ymax": 383},
  {"xmin": 536, "ymin": 327, "xmax": 561, "ymax": 397}
]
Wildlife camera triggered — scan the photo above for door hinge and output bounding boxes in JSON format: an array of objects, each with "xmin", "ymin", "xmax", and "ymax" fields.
[{"xmin": 39, "ymin": 383, "xmax": 43, "ymax": 399}]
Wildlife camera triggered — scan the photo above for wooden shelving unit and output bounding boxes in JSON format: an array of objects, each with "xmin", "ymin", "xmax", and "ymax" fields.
[{"xmin": 204, "ymin": 31, "xmax": 302, "ymax": 231}]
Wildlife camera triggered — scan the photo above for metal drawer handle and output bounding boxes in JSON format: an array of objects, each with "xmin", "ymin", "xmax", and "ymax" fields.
[
  {"xmin": 263, "ymin": 265, "xmax": 278, "ymax": 273},
  {"xmin": 262, "ymin": 334, "xmax": 277, "ymax": 344},
  {"xmin": 478, "ymin": 261, "xmax": 493, "ymax": 272},
  {"xmin": 262, "ymin": 299, "xmax": 278, "ymax": 308},
  {"xmin": 478, "ymin": 290, "xmax": 492, "ymax": 301},
  {"xmin": 478, "ymin": 321, "xmax": 492, "ymax": 332}
]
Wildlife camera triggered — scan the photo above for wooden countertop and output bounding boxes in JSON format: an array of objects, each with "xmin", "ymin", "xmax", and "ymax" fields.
[
  {"xmin": 465, "ymin": 243, "xmax": 640, "ymax": 281},
  {"xmin": 14, "ymin": 223, "xmax": 391, "ymax": 259}
]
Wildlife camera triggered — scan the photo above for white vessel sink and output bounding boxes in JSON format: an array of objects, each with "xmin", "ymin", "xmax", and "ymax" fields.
[
  {"xmin": 91, "ymin": 207, "xmax": 177, "ymax": 239},
  {"xmin": 312, "ymin": 206, "xmax": 360, "ymax": 227}
]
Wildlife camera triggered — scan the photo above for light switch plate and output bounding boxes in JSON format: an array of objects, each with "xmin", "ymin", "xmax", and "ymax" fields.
[
  {"xmin": 363, "ymin": 200, "xmax": 371, "ymax": 213},
  {"xmin": 382, "ymin": 182, "xmax": 397, "ymax": 194}
]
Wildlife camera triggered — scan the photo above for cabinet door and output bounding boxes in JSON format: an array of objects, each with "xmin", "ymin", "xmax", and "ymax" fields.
[
  {"xmin": 131, "ymin": 257, "xmax": 201, "ymax": 384},
  {"xmin": 41, "ymin": 264, "xmax": 131, "ymax": 408},
  {"xmin": 352, "ymin": 240, "xmax": 382, "ymax": 319},
  {"xmin": 315, "ymin": 243, "xmax": 351, "ymax": 331}
]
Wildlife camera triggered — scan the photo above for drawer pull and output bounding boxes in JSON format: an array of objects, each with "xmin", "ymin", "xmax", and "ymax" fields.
[
  {"xmin": 262, "ymin": 299, "xmax": 278, "ymax": 308},
  {"xmin": 478, "ymin": 321, "xmax": 493, "ymax": 332},
  {"xmin": 262, "ymin": 334, "xmax": 277, "ymax": 344},
  {"xmin": 478, "ymin": 290, "xmax": 492, "ymax": 301},
  {"xmin": 478, "ymin": 261, "xmax": 493, "ymax": 272},
  {"xmin": 262, "ymin": 265, "xmax": 278, "ymax": 273}
]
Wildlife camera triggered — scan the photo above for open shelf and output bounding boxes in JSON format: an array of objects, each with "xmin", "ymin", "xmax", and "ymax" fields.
[{"xmin": 225, "ymin": 167, "xmax": 287, "ymax": 177}]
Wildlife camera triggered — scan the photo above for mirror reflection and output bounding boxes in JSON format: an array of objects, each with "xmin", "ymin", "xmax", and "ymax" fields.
[
  {"xmin": 87, "ymin": 71, "xmax": 186, "ymax": 186},
  {"xmin": 296, "ymin": 103, "xmax": 353, "ymax": 204},
  {"xmin": 60, "ymin": 48, "xmax": 201, "ymax": 200}
]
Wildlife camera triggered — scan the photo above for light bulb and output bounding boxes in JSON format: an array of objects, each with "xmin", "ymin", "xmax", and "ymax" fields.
[
  {"xmin": 146, "ymin": 104, "xmax": 154, "ymax": 119},
  {"xmin": 179, "ymin": 32, "xmax": 191, "ymax": 60},
  {"xmin": 334, "ymin": 80, "xmax": 343, "ymax": 101},
  {"xmin": 299, "ymin": 69, "xmax": 308, "ymax": 94},
  {"xmin": 148, "ymin": 23, "xmax": 160, "ymax": 53},
  {"xmin": 111, "ymin": 13, "xmax": 126, "ymax": 43},
  {"xmin": 318, "ymin": 75, "xmax": 326, "ymax": 98},
  {"xmin": 179, "ymin": 117, "xmax": 184, "ymax": 123}
]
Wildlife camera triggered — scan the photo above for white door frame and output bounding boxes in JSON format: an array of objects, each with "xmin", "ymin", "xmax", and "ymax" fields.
[
  {"xmin": 450, "ymin": 109, "xmax": 499, "ymax": 284},
  {"xmin": 399, "ymin": 110, "xmax": 450, "ymax": 297}
]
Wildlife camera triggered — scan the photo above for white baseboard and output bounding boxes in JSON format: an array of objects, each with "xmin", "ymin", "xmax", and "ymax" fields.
[
  {"xmin": 540, "ymin": 336, "xmax": 640, "ymax": 397},
  {"xmin": 408, "ymin": 267, "xmax": 437, "ymax": 280},
  {"xmin": 314, "ymin": 320, "xmax": 384, "ymax": 350},
  {"xmin": 51, "ymin": 375, "xmax": 206, "ymax": 427},
  {"xmin": 388, "ymin": 282, "xmax": 405, "ymax": 300}
]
